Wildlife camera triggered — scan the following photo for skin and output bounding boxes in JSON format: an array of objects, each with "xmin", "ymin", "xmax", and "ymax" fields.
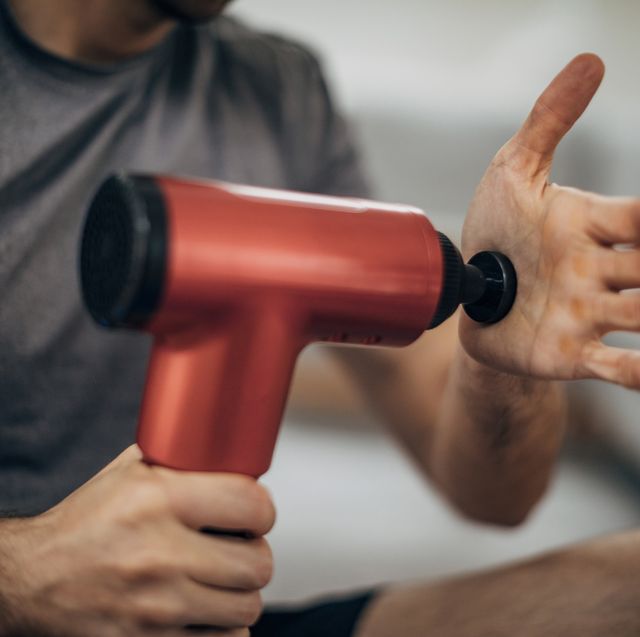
[
  {"xmin": 351, "ymin": 52, "xmax": 640, "ymax": 637},
  {"xmin": 355, "ymin": 529, "xmax": 640, "ymax": 637},
  {"xmin": 0, "ymin": 446, "xmax": 275, "ymax": 636},
  {"xmin": 459, "ymin": 53, "xmax": 640, "ymax": 390},
  {"xmin": 6, "ymin": 0, "xmax": 231, "ymax": 64},
  {"xmin": 3, "ymin": 0, "xmax": 640, "ymax": 634},
  {"xmin": 336, "ymin": 53, "xmax": 640, "ymax": 525}
]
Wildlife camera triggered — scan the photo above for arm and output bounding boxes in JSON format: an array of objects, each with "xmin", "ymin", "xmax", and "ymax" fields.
[
  {"xmin": 332, "ymin": 319, "xmax": 566, "ymax": 526},
  {"xmin": 336, "ymin": 54, "xmax": 640, "ymax": 525}
]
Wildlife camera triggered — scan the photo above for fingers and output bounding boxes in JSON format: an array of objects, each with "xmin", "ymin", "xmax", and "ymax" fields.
[
  {"xmin": 599, "ymin": 249, "xmax": 640, "ymax": 290},
  {"xmin": 154, "ymin": 469, "xmax": 276, "ymax": 536},
  {"xmin": 592, "ymin": 292, "xmax": 640, "ymax": 333},
  {"xmin": 179, "ymin": 532, "xmax": 273, "ymax": 590},
  {"xmin": 175, "ymin": 583, "xmax": 263, "ymax": 629},
  {"xmin": 585, "ymin": 196, "xmax": 640, "ymax": 245},
  {"xmin": 582, "ymin": 342, "xmax": 640, "ymax": 389},
  {"xmin": 509, "ymin": 53, "xmax": 604, "ymax": 172},
  {"xmin": 137, "ymin": 582, "xmax": 262, "ymax": 631}
]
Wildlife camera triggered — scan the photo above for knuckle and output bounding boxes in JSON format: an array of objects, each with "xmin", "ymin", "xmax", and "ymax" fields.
[
  {"xmin": 239, "ymin": 539, "xmax": 274, "ymax": 589},
  {"xmin": 236, "ymin": 591, "xmax": 263, "ymax": 626},
  {"xmin": 252, "ymin": 539, "xmax": 274, "ymax": 587},
  {"xmin": 229, "ymin": 477, "xmax": 276, "ymax": 534},
  {"xmin": 116, "ymin": 473, "xmax": 168, "ymax": 526},
  {"xmin": 115, "ymin": 549, "xmax": 178, "ymax": 585},
  {"xmin": 243, "ymin": 483, "xmax": 276, "ymax": 534},
  {"xmin": 130, "ymin": 594, "xmax": 185, "ymax": 626},
  {"xmin": 623, "ymin": 298, "xmax": 640, "ymax": 326}
]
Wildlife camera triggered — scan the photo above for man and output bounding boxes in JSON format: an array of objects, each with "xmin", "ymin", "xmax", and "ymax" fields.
[{"xmin": 0, "ymin": 0, "xmax": 639, "ymax": 635}]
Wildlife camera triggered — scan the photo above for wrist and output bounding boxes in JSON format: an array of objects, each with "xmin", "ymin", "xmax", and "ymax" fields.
[
  {"xmin": 452, "ymin": 343, "xmax": 568, "ymax": 435},
  {"xmin": 455, "ymin": 343, "xmax": 551, "ymax": 393},
  {"xmin": 0, "ymin": 516, "xmax": 49, "ymax": 636}
]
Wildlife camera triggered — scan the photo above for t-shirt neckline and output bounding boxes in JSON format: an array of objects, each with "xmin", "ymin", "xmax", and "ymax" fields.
[{"xmin": 0, "ymin": 0, "xmax": 176, "ymax": 84}]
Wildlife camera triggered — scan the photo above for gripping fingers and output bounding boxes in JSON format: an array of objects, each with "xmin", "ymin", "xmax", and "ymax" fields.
[
  {"xmin": 183, "ymin": 533, "xmax": 273, "ymax": 590},
  {"xmin": 582, "ymin": 342, "xmax": 640, "ymax": 389},
  {"xmin": 158, "ymin": 582, "xmax": 263, "ymax": 629},
  {"xmin": 155, "ymin": 471, "xmax": 275, "ymax": 536}
]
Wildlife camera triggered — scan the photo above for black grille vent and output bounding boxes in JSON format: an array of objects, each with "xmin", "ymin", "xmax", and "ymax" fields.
[{"xmin": 80, "ymin": 174, "xmax": 167, "ymax": 328}]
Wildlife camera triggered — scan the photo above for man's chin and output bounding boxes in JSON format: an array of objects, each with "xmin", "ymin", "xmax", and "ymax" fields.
[{"xmin": 150, "ymin": 0, "xmax": 233, "ymax": 23}]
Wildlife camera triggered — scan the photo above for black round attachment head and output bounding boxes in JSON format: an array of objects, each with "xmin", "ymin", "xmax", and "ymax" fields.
[
  {"xmin": 463, "ymin": 251, "xmax": 517, "ymax": 324},
  {"xmin": 80, "ymin": 174, "xmax": 167, "ymax": 328}
]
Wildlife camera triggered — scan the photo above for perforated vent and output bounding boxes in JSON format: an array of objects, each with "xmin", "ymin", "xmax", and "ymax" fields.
[{"xmin": 80, "ymin": 174, "xmax": 166, "ymax": 328}]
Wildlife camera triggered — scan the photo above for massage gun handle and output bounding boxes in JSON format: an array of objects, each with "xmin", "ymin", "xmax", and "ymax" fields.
[{"xmin": 137, "ymin": 308, "xmax": 303, "ymax": 477}]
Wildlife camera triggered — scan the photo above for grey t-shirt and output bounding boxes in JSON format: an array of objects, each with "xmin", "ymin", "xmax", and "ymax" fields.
[{"xmin": 0, "ymin": 1, "xmax": 369, "ymax": 515}]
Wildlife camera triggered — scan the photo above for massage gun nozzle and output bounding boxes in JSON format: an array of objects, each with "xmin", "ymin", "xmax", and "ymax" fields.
[{"xmin": 428, "ymin": 233, "xmax": 517, "ymax": 329}]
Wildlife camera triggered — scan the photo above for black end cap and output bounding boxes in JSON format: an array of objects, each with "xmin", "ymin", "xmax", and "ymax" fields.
[
  {"xmin": 463, "ymin": 251, "xmax": 517, "ymax": 325},
  {"xmin": 80, "ymin": 174, "xmax": 167, "ymax": 328},
  {"xmin": 428, "ymin": 232, "xmax": 464, "ymax": 329}
]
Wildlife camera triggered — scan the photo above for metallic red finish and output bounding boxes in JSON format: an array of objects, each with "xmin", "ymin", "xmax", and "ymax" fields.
[{"xmin": 136, "ymin": 176, "xmax": 443, "ymax": 476}]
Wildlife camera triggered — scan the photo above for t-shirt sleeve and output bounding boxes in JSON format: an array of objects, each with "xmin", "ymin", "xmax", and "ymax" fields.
[
  {"xmin": 218, "ymin": 20, "xmax": 373, "ymax": 198},
  {"xmin": 272, "ymin": 40, "xmax": 373, "ymax": 198}
]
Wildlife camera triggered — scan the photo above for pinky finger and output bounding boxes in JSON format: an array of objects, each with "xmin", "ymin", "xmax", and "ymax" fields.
[{"xmin": 582, "ymin": 342, "xmax": 640, "ymax": 389}]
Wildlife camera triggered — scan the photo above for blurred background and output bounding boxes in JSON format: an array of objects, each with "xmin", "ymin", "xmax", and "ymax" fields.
[{"xmin": 229, "ymin": 0, "xmax": 640, "ymax": 604}]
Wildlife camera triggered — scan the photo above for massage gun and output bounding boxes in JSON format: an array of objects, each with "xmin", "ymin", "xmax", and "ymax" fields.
[{"xmin": 80, "ymin": 174, "xmax": 516, "ymax": 477}]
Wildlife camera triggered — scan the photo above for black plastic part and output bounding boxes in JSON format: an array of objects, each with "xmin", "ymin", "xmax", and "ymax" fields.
[
  {"xmin": 461, "ymin": 264, "xmax": 486, "ymax": 305},
  {"xmin": 463, "ymin": 251, "xmax": 517, "ymax": 325},
  {"xmin": 80, "ymin": 174, "xmax": 167, "ymax": 328},
  {"xmin": 428, "ymin": 233, "xmax": 465, "ymax": 329}
]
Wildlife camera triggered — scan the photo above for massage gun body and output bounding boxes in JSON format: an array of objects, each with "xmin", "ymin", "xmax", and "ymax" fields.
[
  {"xmin": 139, "ymin": 178, "xmax": 443, "ymax": 475},
  {"xmin": 81, "ymin": 175, "xmax": 515, "ymax": 477}
]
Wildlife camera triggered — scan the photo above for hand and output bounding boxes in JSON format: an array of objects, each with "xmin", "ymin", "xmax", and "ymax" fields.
[
  {"xmin": 460, "ymin": 53, "xmax": 640, "ymax": 389},
  {"xmin": 0, "ymin": 446, "xmax": 275, "ymax": 637}
]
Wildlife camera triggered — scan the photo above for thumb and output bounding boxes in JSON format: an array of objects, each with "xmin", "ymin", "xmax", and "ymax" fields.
[{"xmin": 510, "ymin": 53, "xmax": 604, "ymax": 172}]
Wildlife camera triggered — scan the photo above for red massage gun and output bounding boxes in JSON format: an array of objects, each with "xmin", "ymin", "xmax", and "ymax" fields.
[{"xmin": 80, "ymin": 174, "xmax": 516, "ymax": 477}]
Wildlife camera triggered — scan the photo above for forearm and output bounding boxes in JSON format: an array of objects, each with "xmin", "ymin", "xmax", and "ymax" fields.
[
  {"xmin": 430, "ymin": 346, "xmax": 567, "ymax": 525},
  {"xmin": 332, "ymin": 316, "xmax": 566, "ymax": 525}
]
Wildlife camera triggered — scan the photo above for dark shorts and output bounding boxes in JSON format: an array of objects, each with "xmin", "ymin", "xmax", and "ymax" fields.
[{"xmin": 252, "ymin": 591, "xmax": 376, "ymax": 637}]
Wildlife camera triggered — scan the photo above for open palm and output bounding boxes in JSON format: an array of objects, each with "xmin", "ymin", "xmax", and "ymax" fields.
[{"xmin": 460, "ymin": 54, "xmax": 640, "ymax": 389}]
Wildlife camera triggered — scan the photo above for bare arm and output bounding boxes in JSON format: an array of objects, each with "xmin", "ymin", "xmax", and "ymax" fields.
[
  {"xmin": 0, "ymin": 447, "xmax": 275, "ymax": 637},
  {"xmin": 335, "ymin": 53, "xmax": 640, "ymax": 526},
  {"xmin": 332, "ymin": 318, "xmax": 566, "ymax": 526}
]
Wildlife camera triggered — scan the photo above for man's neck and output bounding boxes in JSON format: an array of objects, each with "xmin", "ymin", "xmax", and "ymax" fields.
[{"xmin": 7, "ymin": 0, "xmax": 175, "ymax": 65}]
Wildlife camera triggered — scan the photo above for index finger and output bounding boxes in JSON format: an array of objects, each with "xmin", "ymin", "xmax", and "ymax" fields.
[{"xmin": 154, "ymin": 468, "xmax": 276, "ymax": 536}]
